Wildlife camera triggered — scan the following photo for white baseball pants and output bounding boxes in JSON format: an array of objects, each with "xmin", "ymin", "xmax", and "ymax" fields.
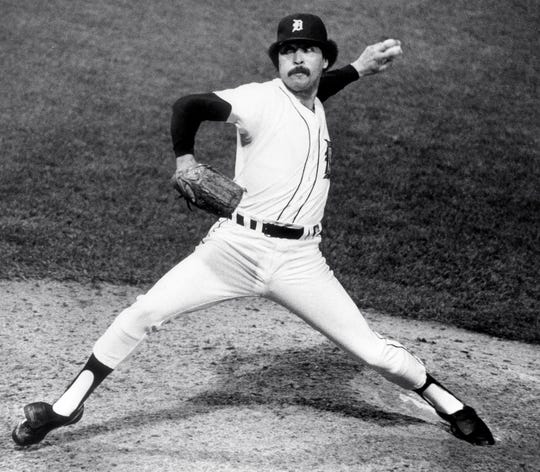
[{"xmin": 93, "ymin": 219, "xmax": 426, "ymax": 390}]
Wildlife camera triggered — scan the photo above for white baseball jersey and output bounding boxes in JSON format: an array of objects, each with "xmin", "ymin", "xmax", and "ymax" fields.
[{"xmin": 215, "ymin": 79, "xmax": 332, "ymax": 227}]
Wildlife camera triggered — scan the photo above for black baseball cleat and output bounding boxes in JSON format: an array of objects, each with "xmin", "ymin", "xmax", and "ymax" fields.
[
  {"xmin": 437, "ymin": 406, "xmax": 495, "ymax": 446},
  {"xmin": 12, "ymin": 402, "xmax": 84, "ymax": 447}
]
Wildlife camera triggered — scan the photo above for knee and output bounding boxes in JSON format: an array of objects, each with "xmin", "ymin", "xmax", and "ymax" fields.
[
  {"xmin": 92, "ymin": 297, "xmax": 158, "ymax": 369},
  {"xmin": 112, "ymin": 296, "xmax": 162, "ymax": 339},
  {"xmin": 355, "ymin": 340, "xmax": 426, "ymax": 390},
  {"xmin": 345, "ymin": 338, "xmax": 403, "ymax": 374}
]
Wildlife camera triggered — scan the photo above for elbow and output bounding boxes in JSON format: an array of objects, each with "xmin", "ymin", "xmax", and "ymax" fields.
[{"xmin": 172, "ymin": 94, "xmax": 195, "ymax": 116}]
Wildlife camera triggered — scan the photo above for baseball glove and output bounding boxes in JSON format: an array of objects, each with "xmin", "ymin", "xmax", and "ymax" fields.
[{"xmin": 172, "ymin": 163, "xmax": 245, "ymax": 217}]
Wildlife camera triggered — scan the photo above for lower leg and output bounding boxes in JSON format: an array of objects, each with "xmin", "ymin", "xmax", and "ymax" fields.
[
  {"xmin": 51, "ymin": 301, "xmax": 152, "ymax": 416},
  {"xmin": 52, "ymin": 353, "xmax": 113, "ymax": 416},
  {"xmin": 414, "ymin": 373, "xmax": 464, "ymax": 415}
]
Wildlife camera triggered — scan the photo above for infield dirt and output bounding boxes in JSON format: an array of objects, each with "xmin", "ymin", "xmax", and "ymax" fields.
[{"xmin": 1, "ymin": 279, "xmax": 538, "ymax": 471}]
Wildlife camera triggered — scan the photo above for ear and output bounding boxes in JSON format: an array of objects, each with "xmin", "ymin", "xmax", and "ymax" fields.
[{"xmin": 322, "ymin": 57, "xmax": 329, "ymax": 70}]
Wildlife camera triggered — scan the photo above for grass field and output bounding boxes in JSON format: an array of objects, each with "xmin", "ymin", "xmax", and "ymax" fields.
[{"xmin": 1, "ymin": 0, "xmax": 538, "ymax": 342}]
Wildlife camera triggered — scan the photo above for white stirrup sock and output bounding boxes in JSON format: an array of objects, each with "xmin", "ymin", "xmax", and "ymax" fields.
[
  {"xmin": 421, "ymin": 383, "xmax": 464, "ymax": 415},
  {"xmin": 53, "ymin": 371, "xmax": 94, "ymax": 417}
]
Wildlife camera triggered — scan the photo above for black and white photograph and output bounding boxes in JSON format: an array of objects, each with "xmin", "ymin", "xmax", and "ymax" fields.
[{"xmin": 1, "ymin": 1, "xmax": 538, "ymax": 470}]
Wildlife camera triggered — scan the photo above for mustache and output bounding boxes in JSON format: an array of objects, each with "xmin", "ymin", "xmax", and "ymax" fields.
[{"xmin": 288, "ymin": 66, "xmax": 310, "ymax": 77}]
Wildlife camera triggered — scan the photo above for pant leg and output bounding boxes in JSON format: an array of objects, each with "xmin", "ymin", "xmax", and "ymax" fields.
[
  {"xmin": 266, "ymin": 241, "xmax": 426, "ymax": 390},
  {"xmin": 93, "ymin": 222, "xmax": 258, "ymax": 368}
]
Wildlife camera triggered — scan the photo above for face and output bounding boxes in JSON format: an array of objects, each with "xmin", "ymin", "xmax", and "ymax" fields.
[{"xmin": 278, "ymin": 42, "xmax": 329, "ymax": 94}]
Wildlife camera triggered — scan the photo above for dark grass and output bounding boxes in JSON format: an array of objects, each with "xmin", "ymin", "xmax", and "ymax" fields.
[{"xmin": 1, "ymin": 0, "xmax": 538, "ymax": 342}]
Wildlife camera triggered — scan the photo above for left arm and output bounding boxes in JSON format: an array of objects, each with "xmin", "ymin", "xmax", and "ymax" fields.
[
  {"xmin": 317, "ymin": 38, "xmax": 403, "ymax": 102},
  {"xmin": 317, "ymin": 65, "xmax": 360, "ymax": 102}
]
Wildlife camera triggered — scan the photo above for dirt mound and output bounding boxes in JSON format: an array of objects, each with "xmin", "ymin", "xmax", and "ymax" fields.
[{"xmin": 1, "ymin": 280, "xmax": 538, "ymax": 471}]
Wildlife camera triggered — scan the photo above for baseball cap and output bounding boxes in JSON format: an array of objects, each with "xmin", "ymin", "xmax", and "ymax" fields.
[{"xmin": 268, "ymin": 13, "xmax": 338, "ymax": 69}]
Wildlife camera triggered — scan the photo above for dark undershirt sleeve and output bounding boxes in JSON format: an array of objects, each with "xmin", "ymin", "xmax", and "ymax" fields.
[
  {"xmin": 317, "ymin": 64, "xmax": 360, "ymax": 103},
  {"xmin": 171, "ymin": 92, "xmax": 232, "ymax": 156}
]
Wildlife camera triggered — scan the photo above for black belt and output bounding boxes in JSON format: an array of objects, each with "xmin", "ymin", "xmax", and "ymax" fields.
[{"xmin": 230, "ymin": 213, "xmax": 321, "ymax": 240}]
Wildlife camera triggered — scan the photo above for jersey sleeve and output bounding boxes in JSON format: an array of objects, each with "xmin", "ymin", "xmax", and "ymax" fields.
[
  {"xmin": 170, "ymin": 92, "xmax": 231, "ymax": 156},
  {"xmin": 214, "ymin": 83, "xmax": 268, "ymax": 136},
  {"xmin": 317, "ymin": 64, "xmax": 360, "ymax": 102}
]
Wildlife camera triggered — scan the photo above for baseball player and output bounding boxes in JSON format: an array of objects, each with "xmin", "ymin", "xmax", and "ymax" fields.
[{"xmin": 12, "ymin": 13, "xmax": 494, "ymax": 447}]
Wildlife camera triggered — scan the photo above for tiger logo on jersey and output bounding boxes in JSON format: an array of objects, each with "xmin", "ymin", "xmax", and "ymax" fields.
[{"xmin": 323, "ymin": 139, "xmax": 332, "ymax": 179}]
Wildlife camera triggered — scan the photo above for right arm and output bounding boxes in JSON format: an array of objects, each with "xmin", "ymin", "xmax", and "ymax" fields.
[
  {"xmin": 317, "ymin": 39, "xmax": 403, "ymax": 103},
  {"xmin": 171, "ymin": 92, "xmax": 232, "ymax": 170}
]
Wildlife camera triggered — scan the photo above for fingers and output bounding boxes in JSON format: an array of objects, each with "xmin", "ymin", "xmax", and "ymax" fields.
[
  {"xmin": 380, "ymin": 38, "xmax": 401, "ymax": 50},
  {"xmin": 373, "ymin": 39, "xmax": 402, "ymax": 68},
  {"xmin": 173, "ymin": 172, "xmax": 197, "ymax": 202},
  {"xmin": 353, "ymin": 39, "xmax": 403, "ymax": 76},
  {"xmin": 376, "ymin": 39, "xmax": 402, "ymax": 59},
  {"xmin": 380, "ymin": 45, "xmax": 402, "ymax": 59},
  {"xmin": 184, "ymin": 183, "xmax": 196, "ymax": 202}
]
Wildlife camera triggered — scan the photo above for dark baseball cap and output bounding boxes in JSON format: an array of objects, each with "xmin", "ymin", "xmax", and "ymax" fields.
[{"xmin": 268, "ymin": 13, "xmax": 338, "ymax": 69}]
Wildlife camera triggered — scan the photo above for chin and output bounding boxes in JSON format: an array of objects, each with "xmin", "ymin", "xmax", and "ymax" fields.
[{"xmin": 284, "ymin": 77, "xmax": 312, "ymax": 92}]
